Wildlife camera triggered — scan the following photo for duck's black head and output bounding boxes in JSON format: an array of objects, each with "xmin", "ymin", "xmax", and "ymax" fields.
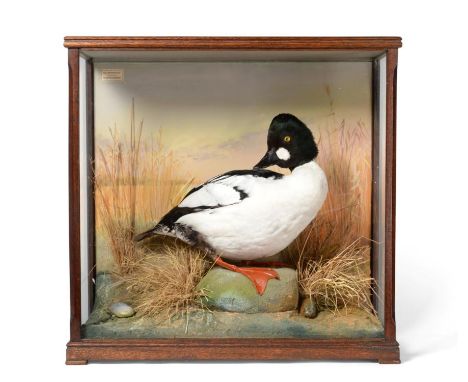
[{"xmin": 254, "ymin": 113, "xmax": 318, "ymax": 170}]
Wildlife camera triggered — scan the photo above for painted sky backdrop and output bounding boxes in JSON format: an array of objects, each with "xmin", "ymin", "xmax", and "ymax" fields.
[{"xmin": 94, "ymin": 62, "xmax": 372, "ymax": 181}]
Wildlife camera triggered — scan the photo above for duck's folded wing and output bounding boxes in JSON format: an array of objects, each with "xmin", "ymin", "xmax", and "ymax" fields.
[
  {"xmin": 179, "ymin": 178, "xmax": 249, "ymax": 209},
  {"xmin": 179, "ymin": 168, "xmax": 283, "ymax": 209},
  {"xmin": 146, "ymin": 168, "xmax": 283, "ymax": 244}
]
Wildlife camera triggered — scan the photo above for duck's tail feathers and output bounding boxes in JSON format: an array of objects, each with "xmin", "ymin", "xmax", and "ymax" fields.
[{"xmin": 133, "ymin": 224, "xmax": 169, "ymax": 242}]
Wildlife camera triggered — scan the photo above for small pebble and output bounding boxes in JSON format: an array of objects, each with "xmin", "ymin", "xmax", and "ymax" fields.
[
  {"xmin": 109, "ymin": 302, "xmax": 135, "ymax": 318},
  {"xmin": 301, "ymin": 297, "xmax": 319, "ymax": 319}
]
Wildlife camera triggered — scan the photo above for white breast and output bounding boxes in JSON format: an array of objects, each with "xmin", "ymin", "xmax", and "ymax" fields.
[{"xmin": 178, "ymin": 161, "xmax": 328, "ymax": 260}]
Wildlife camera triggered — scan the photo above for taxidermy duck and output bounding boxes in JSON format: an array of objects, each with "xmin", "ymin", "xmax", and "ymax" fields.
[{"xmin": 135, "ymin": 113, "xmax": 328, "ymax": 294}]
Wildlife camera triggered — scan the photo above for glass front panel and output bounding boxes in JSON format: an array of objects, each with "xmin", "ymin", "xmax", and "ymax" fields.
[
  {"xmin": 374, "ymin": 55, "xmax": 387, "ymax": 324},
  {"xmin": 78, "ymin": 51, "xmax": 387, "ymax": 338},
  {"xmin": 79, "ymin": 56, "xmax": 90, "ymax": 324}
]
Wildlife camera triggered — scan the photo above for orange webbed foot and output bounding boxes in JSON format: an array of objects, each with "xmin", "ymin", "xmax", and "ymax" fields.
[
  {"xmin": 236, "ymin": 267, "xmax": 280, "ymax": 295},
  {"xmin": 214, "ymin": 257, "xmax": 280, "ymax": 295}
]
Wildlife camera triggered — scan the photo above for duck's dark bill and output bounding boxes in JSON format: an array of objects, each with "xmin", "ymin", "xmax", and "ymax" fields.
[{"xmin": 254, "ymin": 149, "xmax": 278, "ymax": 168}]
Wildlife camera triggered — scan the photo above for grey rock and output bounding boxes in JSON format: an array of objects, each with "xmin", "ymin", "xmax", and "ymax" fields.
[
  {"xmin": 196, "ymin": 267, "xmax": 299, "ymax": 313},
  {"xmin": 110, "ymin": 302, "xmax": 135, "ymax": 318},
  {"xmin": 301, "ymin": 297, "xmax": 319, "ymax": 319}
]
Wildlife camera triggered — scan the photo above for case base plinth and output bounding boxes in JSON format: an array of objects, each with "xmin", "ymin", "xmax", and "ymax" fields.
[{"xmin": 66, "ymin": 339, "xmax": 400, "ymax": 364}]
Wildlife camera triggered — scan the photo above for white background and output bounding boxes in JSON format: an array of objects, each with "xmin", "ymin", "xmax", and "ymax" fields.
[{"xmin": 0, "ymin": 0, "xmax": 466, "ymax": 380}]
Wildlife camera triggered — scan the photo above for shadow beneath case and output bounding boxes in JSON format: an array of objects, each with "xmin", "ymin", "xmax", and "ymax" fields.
[{"xmin": 91, "ymin": 359, "xmax": 373, "ymax": 365}]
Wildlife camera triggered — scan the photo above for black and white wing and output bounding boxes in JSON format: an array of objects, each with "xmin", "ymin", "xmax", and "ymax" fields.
[
  {"xmin": 133, "ymin": 168, "xmax": 282, "ymax": 244},
  {"xmin": 179, "ymin": 168, "xmax": 283, "ymax": 210}
]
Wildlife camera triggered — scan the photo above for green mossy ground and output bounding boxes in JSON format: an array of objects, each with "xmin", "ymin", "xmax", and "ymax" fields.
[
  {"xmin": 84, "ymin": 273, "xmax": 383, "ymax": 339},
  {"xmin": 84, "ymin": 308, "xmax": 383, "ymax": 339}
]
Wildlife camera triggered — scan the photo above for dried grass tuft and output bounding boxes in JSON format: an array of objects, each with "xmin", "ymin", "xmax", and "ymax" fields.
[
  {"xmin": 95, "ymin": 99, "xmax": 194, "ymax": 274},
  {"xmin": 95, "ymin": 100, "xmax": 207, "ymax": 319},
  {"xmin": 298, "ymin": 239, "xmax": 376, "ymax": 315},
  {"xmin": 114, "ymin": 241, "xmax": 211, "ymax": 319}
]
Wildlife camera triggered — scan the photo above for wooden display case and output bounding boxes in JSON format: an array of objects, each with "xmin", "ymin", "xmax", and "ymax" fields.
[{"xmin": 65, "ymin": 36, "xmax": 402, "ymax": 364}]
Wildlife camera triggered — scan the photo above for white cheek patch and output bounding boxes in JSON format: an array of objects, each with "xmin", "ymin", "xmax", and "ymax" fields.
[{"xmin": 276, "ymin": 147, "xmax": 291, "ymax": 161}]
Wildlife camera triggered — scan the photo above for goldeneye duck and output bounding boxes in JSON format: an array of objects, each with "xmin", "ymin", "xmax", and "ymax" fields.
[{"xmin": 135, "ymin": 113, "xmax": 328, "ymax": 294}]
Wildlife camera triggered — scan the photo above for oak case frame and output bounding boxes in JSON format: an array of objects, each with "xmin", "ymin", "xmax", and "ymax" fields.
[{"xmin": 65, "ymin": 36, "xmax": 402, "ymax": 364}]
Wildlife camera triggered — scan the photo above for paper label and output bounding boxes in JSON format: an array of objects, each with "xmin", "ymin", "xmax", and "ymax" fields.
[{"xmin": 101, "ymin": 69, "xmax": 124, "ymax": 81}]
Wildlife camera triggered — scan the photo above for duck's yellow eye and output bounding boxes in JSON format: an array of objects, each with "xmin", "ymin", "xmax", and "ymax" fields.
[{"xmin": 284, "ymin": 135, "xmax": 291, "ymax": 143}]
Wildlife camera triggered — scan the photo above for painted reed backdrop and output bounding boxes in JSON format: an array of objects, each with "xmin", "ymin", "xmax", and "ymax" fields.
[{"xmin": 94, "ymin": 98, "xmax": 374, "ymax": 316}]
